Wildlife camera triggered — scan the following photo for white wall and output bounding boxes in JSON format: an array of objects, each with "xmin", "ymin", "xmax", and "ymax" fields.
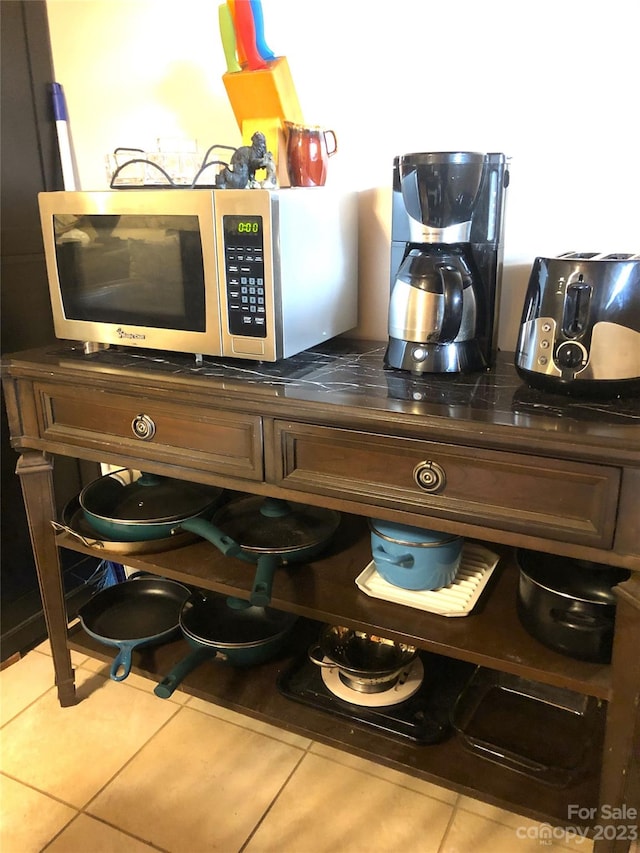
[{"xmin": 46, "ymin": 0, "xmax": 639, "ymax": 351}]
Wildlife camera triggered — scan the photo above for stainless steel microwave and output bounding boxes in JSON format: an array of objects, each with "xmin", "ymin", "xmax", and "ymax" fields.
[{"xmin": 38, "ymin": 188, "xmax": 358, "ymax": 361}]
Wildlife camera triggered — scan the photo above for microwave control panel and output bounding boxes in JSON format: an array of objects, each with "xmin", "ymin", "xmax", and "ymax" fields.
[{"xmin": 222, "ymin": 215, "xmax": 267, "ymax": 338}]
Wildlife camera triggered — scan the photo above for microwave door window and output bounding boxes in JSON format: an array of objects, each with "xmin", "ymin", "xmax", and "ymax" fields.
[{"xmin": 53, "ymin": 214, "xmax": 205, "ymax": 331}]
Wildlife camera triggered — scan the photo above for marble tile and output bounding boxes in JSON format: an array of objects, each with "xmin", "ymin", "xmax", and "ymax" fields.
[
  {"xmin": 59, "ymin": 341, "xmax": 640, "ymax": 426},
  {"xmin": 87, "ymin": 705, "xmax": 305, "ymax": 852},
  {"xmin": 187, "ymin": 695, "xmax": 312, "ymax": 748},
  {"xmin": 78, "ymin": 655, "xmax": 191, "ymax": 705},
  {"xmin": 245, "ymin": 751, "xmax": 454, "ymax": 853},
  {"xmin": 34, "ymin": 635, "xmax": 91, "ymax": 667},
  {"xmin": 310, "ymin": 741, "xmax": 457, "ymax": 804},
  {"xmin": 1, "ymin": 666, "xmax": 179, "ymax": 808},
  {"xmin": 441, "ymin": 808, "xmax": 592, "ymax": 852},
  {"xmin": 0, "ymin": 652, "xmax": 58, "ymax": 726},
  {"xmin": 0, "ymin": 774, "xmax": 76, "ymax": 853},
  {"xmin": 46, "ymin": 814, "xmax": 159, "ymax": 852},
  {"xmin": 456, "ymin": 796, "xmax": 594, "ymax": 851},
  {"xmin": 457, "ymin": 794, "xmax": 555, "ymax": 829}
]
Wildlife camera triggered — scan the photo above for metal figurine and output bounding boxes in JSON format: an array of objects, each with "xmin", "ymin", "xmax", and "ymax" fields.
[{"xmin": 214, "ymin": 131, "xmax": 276, "ymax": 189}]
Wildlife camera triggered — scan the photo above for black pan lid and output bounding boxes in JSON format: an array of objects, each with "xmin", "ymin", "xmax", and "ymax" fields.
[
  {"xmin": 180, "ymin": 591, "xmax": 297, "ymax": 647},
  {"xmin": 213, "ymin": 496, "xmax": 340, "ymax": 554},
  {"xmin": 80, "ymin": 471, "xmax": 223, "ymax": 524}
]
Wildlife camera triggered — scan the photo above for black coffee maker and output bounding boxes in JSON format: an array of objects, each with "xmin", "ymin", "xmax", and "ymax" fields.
[{"xmin": 385, "ymin": 152, "xmax": 509, "ymax": 374}]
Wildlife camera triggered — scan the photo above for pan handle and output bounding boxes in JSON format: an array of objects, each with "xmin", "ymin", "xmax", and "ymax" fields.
[
  {"xmin": 308, "ymin": 644, "xmax": 335, "ymax": 668},
  {"xmin": 51, "ymin": 520, "xmax": 105, "ymax": 549},
  {"xmin": 154, "ymin": 647, "xmax": 217, "ymax": 698},
  {"xmin": 250, "ymin": 553, "xmax": 280, "ymax": 607},
  {"xmin": 372, "ymin": 546, "xmax": 414, "ymax": 569},
  {"xmin": 111, "ymin": 642, "xmax": 137, "ymax": 681},
  {"xmin": 179, "ymin": 516, "xmax": 245, "ymax": 559}
]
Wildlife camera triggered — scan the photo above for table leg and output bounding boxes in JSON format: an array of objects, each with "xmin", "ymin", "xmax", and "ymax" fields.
[
  {"xmin": 593, "ymin": 574, "xmax": 640, "ymax": 853},
  {"xmin": 16, "ymin": 451, "xmax": 76, "ymax": 706}
]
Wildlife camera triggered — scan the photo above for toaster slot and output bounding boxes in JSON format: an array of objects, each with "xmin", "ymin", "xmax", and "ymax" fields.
[
  {"xmin": 562, "ymin": 277, "xmax": 591, "ymax": 338},
  {"xmin": 559, "ymin": 252, "xmax": 599, "ymax": 260}
]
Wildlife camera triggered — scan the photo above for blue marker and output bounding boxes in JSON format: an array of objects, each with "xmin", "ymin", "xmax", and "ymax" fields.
[{"xmin": 52, "ymin": 82, "xmax": 78, "ymax": 189}]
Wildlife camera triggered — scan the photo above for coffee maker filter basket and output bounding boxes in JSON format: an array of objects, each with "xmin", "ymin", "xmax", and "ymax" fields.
[{"xmin": 398, "ymin": 152, "xmax": 486, "ymax": 237}]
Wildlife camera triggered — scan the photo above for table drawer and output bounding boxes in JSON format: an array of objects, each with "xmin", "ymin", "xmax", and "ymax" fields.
[
  {"xmin": 273, "ymin": 422, "xmax": 621, "ymax": 548},
  {"xmin": 35, "ymin": 382, "xmax": 264, "ymax": 481}
]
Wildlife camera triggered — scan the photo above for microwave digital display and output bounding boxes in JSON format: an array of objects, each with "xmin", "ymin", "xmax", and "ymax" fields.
[
  {"xmin": 53, "ymin": 213, "xmax": 206, "ymax": 331},
  {"xmin": 222, "ymin": 214, "xmax": 266, "ymax": 338}
]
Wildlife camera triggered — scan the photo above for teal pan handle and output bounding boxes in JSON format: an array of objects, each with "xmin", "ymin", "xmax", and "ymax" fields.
[
  {"xmin": 179, "ymin": 516, "xmax": 246, "ymax": 560},
  {"xmin": 154, "ymin": 647, "xmax": 216, "ymax": 698},
  {"xmin": 110, "ymin": 642, "xmax": 136, "ymax": 681},
  {"xmin": 250, "ymin": 553, "xmax": 280, "ymax": 607}
]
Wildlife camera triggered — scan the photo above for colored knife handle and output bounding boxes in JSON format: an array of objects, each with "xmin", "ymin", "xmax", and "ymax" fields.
[
  {"xmin": 226, "ymin": 0, "xmax": 247, "ymax": 68},
  {"xmin": 233, "ymin": 0, "xmax": 268, "ymax": 70},
  {"xmin": 250, "ymin": 0, "xmax": 276, "ymax": 60},
  {"xmin": 219, "ymin": 3, "xmax": 241, "ymax": 72}
]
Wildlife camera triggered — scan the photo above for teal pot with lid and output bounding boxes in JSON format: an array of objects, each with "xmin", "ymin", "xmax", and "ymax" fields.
[{"xmin": 369, "ymin": 519, "xmax": 463, "ymax": 590}]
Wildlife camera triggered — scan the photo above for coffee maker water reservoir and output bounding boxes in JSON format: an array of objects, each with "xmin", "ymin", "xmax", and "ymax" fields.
[{"xmin": 385, "ymin": 152, "xmax": 509, "ymax": 374}]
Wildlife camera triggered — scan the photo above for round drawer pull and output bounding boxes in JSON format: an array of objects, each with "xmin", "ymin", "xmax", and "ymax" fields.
[
  {"xmin": 413, "ymin": 460, "xmax": 446, "ymax": 493},
  {"xmin": 131, "ymin": 414, "xmax": 156, "ymax": 441}
]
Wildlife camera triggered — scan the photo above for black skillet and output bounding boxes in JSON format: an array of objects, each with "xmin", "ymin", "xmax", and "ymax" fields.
[{"xmin": 77, "ymin": 576, "xmax": 192, "ymax": 681}]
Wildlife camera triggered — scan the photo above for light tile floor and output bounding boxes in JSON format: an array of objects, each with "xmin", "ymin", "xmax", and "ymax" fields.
[{"xmin": 0, "ymin": 640, "xmax": 611, "ymax": 853}]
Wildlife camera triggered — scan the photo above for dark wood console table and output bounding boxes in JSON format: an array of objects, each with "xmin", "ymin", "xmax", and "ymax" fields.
[{"xmin": 2, "ymin": 341, "xmax": 639, "ymax": 851}]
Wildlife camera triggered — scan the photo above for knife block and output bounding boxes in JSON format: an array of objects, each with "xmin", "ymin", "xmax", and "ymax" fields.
[{"xmin": 223, "ymin": 56, "xmax": 304, "ymax": 185}]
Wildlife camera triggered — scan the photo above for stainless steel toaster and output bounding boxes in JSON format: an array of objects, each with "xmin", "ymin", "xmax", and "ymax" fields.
[{"xmin": 515, "ymin": 252, "xmax": 640, "ymax": 396}]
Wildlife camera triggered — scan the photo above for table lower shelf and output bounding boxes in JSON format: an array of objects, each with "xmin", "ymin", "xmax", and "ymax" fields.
[
  {"xmin": 57, "ymin": 514, "xmax": 613, "ymax": 700},
  {"xmin": 68, "ymin": 617, "xmax": 605, "ymax": 830}
]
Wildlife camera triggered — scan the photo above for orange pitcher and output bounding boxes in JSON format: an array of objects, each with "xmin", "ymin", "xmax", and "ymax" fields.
[{"xmin": 285, "ymin": 123, "xmax": 337, "ymax": 187}]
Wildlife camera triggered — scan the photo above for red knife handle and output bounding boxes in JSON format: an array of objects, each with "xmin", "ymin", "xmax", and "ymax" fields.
[{"xmin": 234, "ymin": 0, "xmax": 268, "ymax": 70}]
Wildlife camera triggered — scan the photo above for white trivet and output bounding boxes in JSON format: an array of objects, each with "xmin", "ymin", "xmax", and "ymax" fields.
[{"xmin": 355, "ymin": 543, "xmax": 500, "ymax": 617}]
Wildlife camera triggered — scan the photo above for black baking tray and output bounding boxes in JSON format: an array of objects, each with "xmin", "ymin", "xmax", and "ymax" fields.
[{"xmin": 278, "ymin": 650, "xmax": 475, "ymax": 745}]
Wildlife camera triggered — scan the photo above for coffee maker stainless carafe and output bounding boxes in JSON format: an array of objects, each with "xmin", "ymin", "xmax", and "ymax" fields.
[{"xmin": 385, "ymin": 152, "xmax": 508, "ymax": 374}]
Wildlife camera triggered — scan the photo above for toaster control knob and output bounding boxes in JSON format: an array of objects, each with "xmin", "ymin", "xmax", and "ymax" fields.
[{"xmin": 555, "ymin": 341, "xmax": 587, "ymax": 369}]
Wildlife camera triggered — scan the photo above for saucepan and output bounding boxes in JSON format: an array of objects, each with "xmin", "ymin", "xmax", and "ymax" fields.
[
  {"xmin": 77, "ymin": 574, "xmax": 192, "ymax": 681},
  {"xmin": 154, "ymin": 590, "xmax": 298, "ymax": 698},
  {"xmin": 79, "ymin": 472, "xmax": 341, "ymax": 606},
  {"xmin": 516, "ymin": 549, "xmax": 630, "ymax": 663}
]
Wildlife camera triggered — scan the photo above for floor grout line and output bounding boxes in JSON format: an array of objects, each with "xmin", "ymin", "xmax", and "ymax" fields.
[
  {"xmin": 237, "ymin": 748, "xmax": 309, "ymax": 853},
  {"xmin": 3, "ymin": 648, "xmax": 596, "ymax": 853},
  {"xmin": 41, "ymin": 810, "xmax": 173, "ymax": 853}
]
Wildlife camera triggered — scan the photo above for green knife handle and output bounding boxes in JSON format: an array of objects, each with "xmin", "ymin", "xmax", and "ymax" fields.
[{"xmin": 219, "ymin": 3, "xmax": 241, "ymax": 73}]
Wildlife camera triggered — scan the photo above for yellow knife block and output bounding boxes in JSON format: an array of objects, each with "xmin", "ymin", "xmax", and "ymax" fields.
[{"xmin": 222, "ymin": 56, "xmax": 304, "ymax": 185}]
